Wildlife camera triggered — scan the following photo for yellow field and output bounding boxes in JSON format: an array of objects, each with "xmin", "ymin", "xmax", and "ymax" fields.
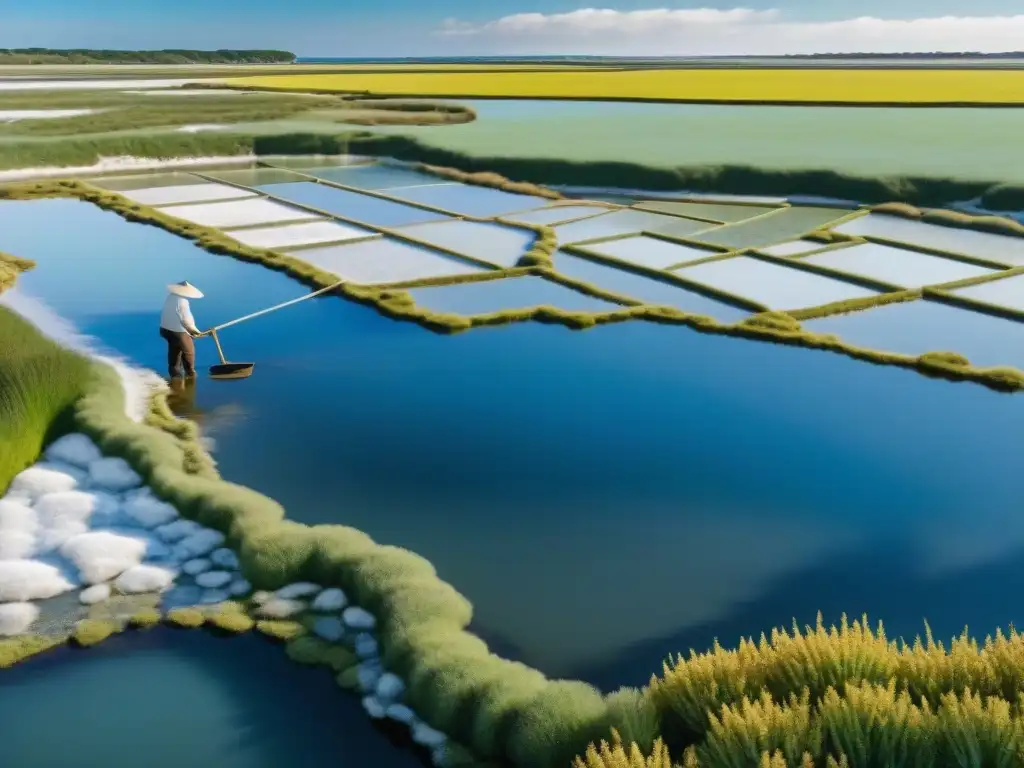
[{"xmin": 226, "ymin": 69, "xmax": 1024, "ymax": 104}]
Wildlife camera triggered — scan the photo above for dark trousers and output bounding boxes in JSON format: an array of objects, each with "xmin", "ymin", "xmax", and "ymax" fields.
[{"xmin": 159, "ymin": 327, "xmax": 196, "ymax": 378}]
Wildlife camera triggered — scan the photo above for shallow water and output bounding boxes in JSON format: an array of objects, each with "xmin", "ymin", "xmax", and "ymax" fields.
[
  {"xmin": 553, "ymin": 251, "xmax": 751, "ymax": 321},
  {"xmin": 397, "ymin": 220, "xmax": 534, "ymax": 267},
  {"xmin": 676, "ymin": 255, "xmax": 876, "ymax": 310},
  {"xmin": 258, "ymin": 182, "xmax": 449, "ymax": 228},
  {"xmin": 6, "ymin": 198, "xmax": 1024, "ymax": 690},
  {"xmin": 584, "ymin": 235, "xmax": 718, "ymax": 270},
  {"xmin": 0, "ymin": 629, "xmax": 420, "ymax": 768},
  {"xmin": 385, "ymin": 182, "xmax": 548, "ymax": 218},
  {"xmin": 805, "ymin": 299, "xmax": 1024, "ymax": 370},
  {"xmin": 407, "ymin": 275, "xmax": 623, "ymax": 315},
  {"xmin": 802, "ymin": 242, "xmax": 996, "ymax": 289},
  {"xmin": 366, "ymin": 100, "xmax": 1024, "ymax": 182}
]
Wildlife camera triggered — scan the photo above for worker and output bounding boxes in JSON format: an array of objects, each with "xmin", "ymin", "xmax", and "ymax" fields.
[{"xmin": 159, "ymin": 281, "xmax": 204, "ymax": 379}]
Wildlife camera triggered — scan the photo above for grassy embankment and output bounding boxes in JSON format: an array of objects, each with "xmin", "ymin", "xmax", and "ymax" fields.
[
  {"xmin": 0, "ymin": 123, "xmax": 1011, "ymax": 211},
  {"xmin": 227, "ymin": 68, "xmax": 1024, "ymax": 106},
  {"xmin": 0, "ymin": 91, "xmax": 476, "ymax": 138}
]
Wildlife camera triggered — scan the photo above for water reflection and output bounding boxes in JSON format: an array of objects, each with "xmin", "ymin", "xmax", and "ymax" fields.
[{"xmin": 4, "ymin": 197, "xmax": 1024, "ymax": 689}]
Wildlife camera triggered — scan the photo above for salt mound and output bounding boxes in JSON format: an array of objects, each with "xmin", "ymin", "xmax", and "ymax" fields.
[
  {"xmin": 45, "ymin": 433, "xmax": 102, "ymax": 468},
  {"xmin": 276, "ymin": 582, "xmax": 321, "ymax": 600},
  {"xmin": 362, "ymin": 695, "xmax": 386, "ymax": 719},
  {"xmin": 313, "ymin": 616, "xmax": 344, "ymax": 642},
  {"xmin": 115, "ymin": 564, "xmax": 176, "ymax": 594},
  {"xmin": 182, "ymin": 558, "xmax": 212, "ymax": 575},
  {"xmin": 0, "ymin": 499, "xmax": 38, "ymax": 533},
  {"xmin": 155, "ymin": 519, "xmax": 203, "ymax": 542},
  {"xmin": 9, "ymin": 463, "xmax": 84, "ymax": 499},
  {"xmin": 195, "ymin": 570, "xmax": 231, "ymax": 589},
  {"xmin": 343, "ymin": 606, "xmax": 376, "ymax": 630},
  {"xmin": 376, "ymin": 673, "xmax": 406, "ymax": 702},
  {"xmin": 0, "ymin": 531, "xmax": 36, "ymax": 559},
  {"xmin": 412, "ymin": 722, "xmax": 447, "ymax": 749},
  {"xmin": 34, "ymin": 521, "xmax": 89, "ymax": 555},
  {"xmin": 79, "ymin": 584, "xmax": 111, "ymax": 604},
  {"xmin": 255, "ymin": 597, "xmax": 305, "ymax": 618},
  {"xmin": 0, "ymin": 602, "xmax": 39, "ymax": 635},
  {"xmin": 88, "ymin": 457, "xmax": 142, "ymax": 492},
  {"xmin": 0, "ymin": 560, "xmax": 75, "ymax": 601},
  {"xmin": 60, "ymin": 531, "xmax": 146, "ymax": 584},
  {"xmin": 35, "ymin": 490, "xmax": 119, "ymax": 529},
  {"xmin": 386, "ymin": 703, "xmax": 417, "ymax": 725},
  {"xmin": 174, "ymin": 529, "xmax": 225, "ymax": 559},
  {"xmin": 312, "ymin": 587, "xmax": 347, "ymax": 612},
  {"xmin": 123, "ymin": 493, "xmax": 178, "ymax": 528},
  {"xmin": 209, "ymin": 548, "xmax": 239, "ymax": 570}
]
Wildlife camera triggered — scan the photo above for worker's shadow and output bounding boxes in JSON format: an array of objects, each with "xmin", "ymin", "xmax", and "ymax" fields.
[{"xmin": 166, "ymin": 376, "xmax": 205, "ymax": 422}]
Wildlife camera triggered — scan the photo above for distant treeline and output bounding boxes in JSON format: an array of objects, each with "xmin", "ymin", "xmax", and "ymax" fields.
[
  {"xmin": 782, "ymin": 51, "xmax": 1024, "ymax": 59},
  {"xmin": 0, "ymin": 49, "xmax": 297, "ymax": 64}
]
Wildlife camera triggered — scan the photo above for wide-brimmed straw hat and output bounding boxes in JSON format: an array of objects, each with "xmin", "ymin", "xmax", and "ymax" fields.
[{"xmin": 167, "ymin": 281, "xmax": 203, "ymax": 299}]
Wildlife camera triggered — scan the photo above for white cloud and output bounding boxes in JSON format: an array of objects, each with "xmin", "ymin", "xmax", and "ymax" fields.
[{"xmin": 435, "ymin": 8, "xmax": 1024, "ymax": 55}]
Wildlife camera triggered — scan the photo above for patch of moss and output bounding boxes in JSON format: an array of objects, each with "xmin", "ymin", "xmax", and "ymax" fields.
[
  {"xmin": 165, "ymin": 607, "xmax": 206, "ymax": 629},
  {"xmin": 72, "ymin": 619, "xmax": 117, "ymax": 647},
  {"xmin": 0, "ymin": 634, "xmax": 65, "ymax": 668},
  {"xmin": 415, "ymin": 163, "xmax": 563, "ymax": 200},
  {"xmin": 741, "ymin": 312, "xmax": 803, "ymax": 333},
  {"xmin": 256, "ymin": 619, "xmax": 306, "ymax": 641},
  {"xmin": 336, "ymin": 665, "xmax": 361, "ymax": 690},
  {"xmin": 284, "ymin": 635, "xmax": 355, "ymax": 670},
  {"xmin": 870, "ymin": 201, "xmax": 1024, "ymax": 239},
  {"xmin": 204, "ymin": 605, "xmax": 255, "ymax": 634},
  {"xmin": 128, "ymin": 609, "xmax": 162, "ymax": 629}
]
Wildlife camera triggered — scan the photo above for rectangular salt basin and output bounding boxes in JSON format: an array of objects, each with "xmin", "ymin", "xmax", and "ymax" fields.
[
  {"xmin": 203, "ymin": 168, "xmax": 311, "ymax": 187},
  {"xmin": 93, "ymin": 171, "xmax": 212, "ymax": 192},
  {"xmin": 833, "ymin": 213, "xmax": 1024, "ymax": 266},
  {"xmin": 501, "ymin": 204, "xmax": 613, "ymax": 226},
  {"xmin": 759, "ymin": 239, "xmax": 830, "ymax": 257},
  {"xmin": 804, "ymin": 299, "xmax": 1024, "ymax": 371},
  {"xmin": 554, "ymin": 209, "xmax": 715, "ymax": 244},
  {"xmin": 284, "ymin": 238, "xmax": 487, "ymax": 284},
  {"xmin": 676, "ymin": 255, "xmax": 877, "ymax": 310},
  {"xmin": 117, "ymin": 182, "xmax": 258, "ymax": 207},
  {"xmin": 407, "ymin": 275, "xmax": 625, "ymax": 315},
  {"xmin": 398, "ymin": 220, "xmax": 535, "ymax": 268},
  {"xmin": 554, "ymin": 250, "xmax": 750, "ymax": 322},
  {"xmin": 584, "ymin": 234, "xmax": 719, "ymax": 270},
  {"xmin": 224, "ymin": 219, "xmax": 377, "ymax": 249},
  {"xmin": 802, "ymin": 242, "xmax": 997, "ymax": 288},
  {"xmin": 159, "ymin": 198, "xmax": 317, "ymax": 229},
  {"xmin": 296, "ymin": 163, "xmax": 453, "ymax": 191},
  {"xmin": 694, "ymin": 207, "xmax": 856, "ymax": 250},
  {"xmin": 633, "ymin": 200, "xmax": 778, "ymax": 223},
  {"xmin": 385, "ymin": 182, "xmax": 550, "ymax": 218},
  {"xmin": 258, "ymin": 182, "xmax": 448, "ymax": 228},
  {"xmin": 952, "ymin": 273, "xmax": 1024, "ymax": 312}
]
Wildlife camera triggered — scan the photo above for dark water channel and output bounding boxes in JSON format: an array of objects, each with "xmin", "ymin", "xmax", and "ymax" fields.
[{"xmin": 4, "ymin": 199, "xmax": 1024, "ymax": 692}]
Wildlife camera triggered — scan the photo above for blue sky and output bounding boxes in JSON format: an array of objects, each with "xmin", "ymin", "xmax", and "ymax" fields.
[{"xmin": 4, "ymin": 0, "xmax": 1023, "ymax": 56}]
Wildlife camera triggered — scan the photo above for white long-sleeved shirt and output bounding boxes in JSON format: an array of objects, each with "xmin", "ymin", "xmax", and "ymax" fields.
[{"xmin": 160, "ymin": 294, "xmax": 197, "ymax": 333}]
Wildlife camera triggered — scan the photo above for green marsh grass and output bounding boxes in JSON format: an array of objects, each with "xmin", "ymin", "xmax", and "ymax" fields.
[
  {"xmin": 0, "ymin": 305, "xmax": 92, "ymax": 494},
  {"xmin": 71, "ymin": 619, "xmax": 118, "ymax": 647}
]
